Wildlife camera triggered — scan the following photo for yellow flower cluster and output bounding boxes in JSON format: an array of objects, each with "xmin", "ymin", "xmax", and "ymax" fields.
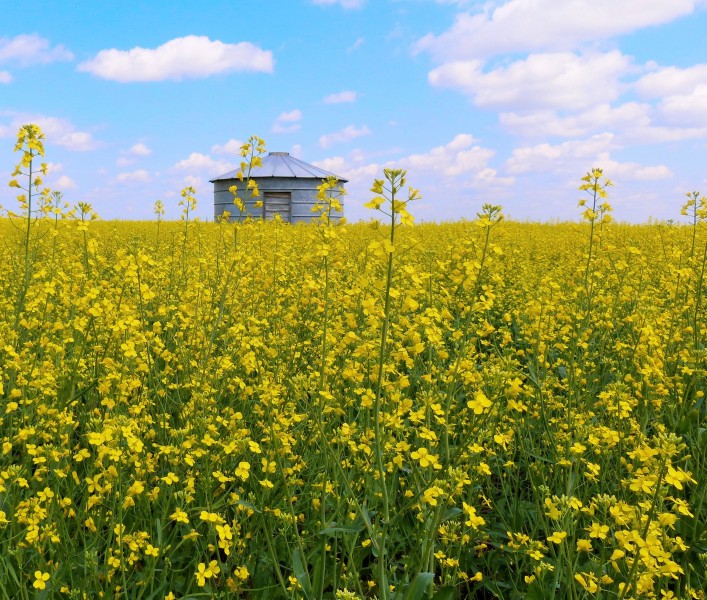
[{"xmin": 0, "ymin": 128, "xmax": 704, "ymax": 598}]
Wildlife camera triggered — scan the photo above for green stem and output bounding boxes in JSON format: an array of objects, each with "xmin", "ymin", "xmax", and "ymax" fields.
[{"xmin": 371, "ymin": 184, "xmax": 398, "ymax": 600}]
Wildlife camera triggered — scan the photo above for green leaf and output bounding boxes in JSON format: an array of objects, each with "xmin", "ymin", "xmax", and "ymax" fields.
[
  {"xmin": 292, "ymin": 548, "xmax": 313, "ymax": 600},
  {"xmin": 319, "ymin": 523, "xmax": 365, "ymax": 536},
  {"xmin": 403, "ymin": 572, "xmax": 435, "ymax": 600},
  {"xmin": 0, "ymin": 556, "xmax": 20, "ymax": 587},
  {"xmin": 156, "ymin": 517, "xmax": 163, "ymax": 548},
  {"xmin": 440, "ymin": 507, "xmax": 462, "ymax": 523},
  {"xmin": 524, "ymin": 584, "xmax": 548, "ymax": 600},
  {"xmin": 234, "ymin": 498, "xmax": 261, "ymax": 513},
  {"xmin": 431, "ymin": 586, "xmax": 456, "ymax": 600}
]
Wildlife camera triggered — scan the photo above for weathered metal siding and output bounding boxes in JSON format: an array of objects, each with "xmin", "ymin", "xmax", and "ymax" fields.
[{"xmin": 213, "ymin": 176, "xmax": 345, "ymax": 223}]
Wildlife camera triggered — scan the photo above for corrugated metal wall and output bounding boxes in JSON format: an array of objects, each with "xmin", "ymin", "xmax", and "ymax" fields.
[{"xmin": 213, "ymin": 177, "xmax": 345, "ymax": 223}]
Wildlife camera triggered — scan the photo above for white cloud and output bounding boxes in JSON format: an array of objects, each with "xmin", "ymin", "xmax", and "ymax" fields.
[
  {"xmin": 313, "ymin": 156, "xmax": 351, "ymax": 175},
  {"xmin": 429, "ymin": 51, "xmax": 632, "ymax": 111},
  {"xmin": 472, "ymin": 167, "xmax": 515, "ymax": 188},
  {"xmin": 348, "ymin": 37, "xmax": 365, "ymax": 52},
  {"xmin": 272, "ymin": 123, "xmax": 301, "ymax": 134},
  {"xmin": 505, "ymin": 133, "xmax": 671, "ymax": 180},
  {"xmin": 290, "ymin": 144, "xmax": 303, "ymax": 158},
  {"xmin": 0, "ymin": 113, "xmax": 97, "ymax": 151},
  {"xmin": 315, "ymin": 134, "xmax": 498, "ymax": 178},
  {"xmin": 127, "ymin": 142, "xmax": 151, "ymax": 156},
  {"xmin": 658, "ymin": 84, "xmax": 707, "ymax": 126},
  {"xmin": 506, "ymin": 134, "xmax": 617, "ymax": 173},
  {"xmin": 38, "ymin": 117, "xmax": 97, "ymax": 151},
  {"xmin": 211, "ymin": 139, "xmax": 244, "ymax": 155},
  {"xmin": 319, "ymin": 125, "xmax": 371, "ymax": 148},
  {"xmin": 312, "ymin": 0, "xmax": 365, "ymax": 9},
  {"xmin": 313, "ymin": 134, "xmax": 511, "ymax": 222},
  {"xmin": 324, "ymin": 90, "xmax": 357, "ymax": 104},
  {"xmin": 620, "ymin": 64, "xmax": 707, "ymax": 131},
  {"xmin": 604, "ymin": 161, "xmax": 672, "ymax": 181},
  {"xmin": 182, "ymin": 175, "xmax": 204, "ymax": 189},
  {"xmin": 0, "ymin": 34, "xmax": 73, "ymax": 66},
  {"xmin": 0, "ymin": 71, "xmax": 11, "ymax": 84},
  {"xmin": 416, "ymin": 0, "xmax": 698, "ymax": 61},
  {"xmin": 78, "ymin": 35, "xmax": 274, "ymax": 82},
  {"xmin": 116, "ymin": 142, "xmax": 152, "ymax": 166},
  {"xmin": 500, "ymin": 102, "xmax": 707, "ymax": 142},
  {"xmin": 54, "ymin": 175, "xmax": 77, "ymax": 190},
  {"xmin": 500, "ymin": 103, "xmax": 651, "ymax": 138},
  {"xmin": 116, "ymin": 169, "xmax": 150, "ymax": 183},
  {"xmin": 42, "ymin": 163, "xmax": 77, "ymax": 191},
  {"xmin": 58, "ymin": 131, "xmax": 95, "ymax": 152},
  {"xmin": 634, "ymin": 63, "xmax": 707, "ymax": 98},
  {"xmin": 399, "ymin": 134, "xmax": 495, "ymax": 176},
  {"xmin": 272, "ymin": 109, "xmax": 302, "ymax": 133},
  {"xmin": 278, "ymin": 109, "xmax": 303, "ymax": 122},
  {"xmin": 173, "ymin": 152, "xmax": 232, "ymax": 175}
]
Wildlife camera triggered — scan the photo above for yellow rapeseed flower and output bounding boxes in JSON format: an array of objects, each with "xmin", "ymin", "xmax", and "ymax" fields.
[
  {"xmin": 547, "ymin": 531, "xmax": 567, "ymax": 544},
  {"xmin": 33, "ymin": 571, "xmax": 50, "ymax": 590},
  {"xmin": 467, "ymin": 390, "xmax": 492, "ymax": 415}
]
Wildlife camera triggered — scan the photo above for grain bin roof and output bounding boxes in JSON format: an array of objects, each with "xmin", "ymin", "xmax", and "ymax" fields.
[{"xmin": 210, "ymin": 152, "xmax": 348, "ymax": 183}]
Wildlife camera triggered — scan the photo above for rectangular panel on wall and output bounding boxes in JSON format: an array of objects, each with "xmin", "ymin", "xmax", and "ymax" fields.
[{"xmin": 264, "ymin": 192, "xmax": 292, "ymax": 222}]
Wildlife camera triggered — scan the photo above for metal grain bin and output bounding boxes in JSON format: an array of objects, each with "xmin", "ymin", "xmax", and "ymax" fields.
[{"xmin": 211, "ymin": 152, "xmax": 347, "ymax": 223}]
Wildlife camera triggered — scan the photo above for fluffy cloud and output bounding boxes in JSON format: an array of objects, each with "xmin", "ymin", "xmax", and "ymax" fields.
[
  {"xmin": 127, "ymin": 142, "xmax": 151, "ymax": 156},
  {"xmin": 116, "ymin": 143, "xmax": 152, "ymax": 167},
  {"xmin": 429, "ymin": 51, "xmax": 632, "ymax": 111},
  {"xmin": 78, "ymin": 36, "xmax": 273, "ymax": 82},
  {"xmin": 313, "ymin": 134, "xmax": 511, "ymax": 221},
  {"xmin": 500, "ymin": 103, "xmax": 651, "ymax": 138},
  {"xmin": 324, "ymin": 90, "xmax": 357, "ymax": 104},
  {"xmin": 40, "ymin": 163, "xmax": 77, "ymax": 192},
  {"xmin": 312, "ymin": 0, "xmax": 365, "ymax": 8},
  {"xmin": 347, "ymin": 38, "xmax": 365, "ymax": 53},
  {"xmin": 505, "ymin": 133, "xmax": 671, "ymax": 180},
  {"xmin": 277, "ymin": 109, "xmax": 302, "ymax": 122},
  {"xmin": 0, "ymin": 71, "xmax": 11, "ymax": 84},
  {"xmin": 398, "ymin": 134, "xmax": 495, "ymax": 176},
  {"xmin": 271, "ymin": 109, "xmax": 303, "ymax": 134},
  {"xmin": 116, "ymin": 169, "xmax": 150, "ymax": 183},
  {"xmin": 211, "ymin": 139, "xmax": 244, "ymax": 155},
  {"xmin": 631, "ymin": 64, "xmax": 707, "ymax": 128},
  {"xmin": 173, "ymin": 153, "xmax": 232, "ymax": 175},
  {"xmin": 658, "ymin": 84, "xmax": 707, "ymax": 126},
  {"xmin": 44, "ymin": 162, "xmax": 63, "ymax": 175},
  {"xmin": 319, "ymin": 125, "xmax": 371, "ymax": 148},
  {"xmin": 416, "ymin": 0, "xmax": 698, "ymax": 61},
  {"xmin": 0, "ymin": 113, "xmax": 97, "ymax": 151},
  {"xmin": 315, "ymin": 134, "xmax": 501, "ymax": 181},
  {"xmin": 500, "ymin": 102, "xmax": 707, "ymax": 142},
  {"xmin": 506, "ymin": 134, "xmax": 618, "ymax": 173},
  {"xmin": 0, "ymin": 34, "xmax": 73, "ymax": 66},
  {"xmin": 54, "ymin": 175, "xmax": 77, "ymax": 190},
  {"xmin": 634, "ymin": 63, "xmax": 707, "ymax": 98},
  {"xmin": 313, "ymin": 156, "xmax": 351, "ymax": 175}
]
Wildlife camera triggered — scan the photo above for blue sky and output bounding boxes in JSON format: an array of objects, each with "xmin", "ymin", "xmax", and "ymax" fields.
[{"xmin": 1, "ymin": 0, "xmax": 706, "ymax": 222}]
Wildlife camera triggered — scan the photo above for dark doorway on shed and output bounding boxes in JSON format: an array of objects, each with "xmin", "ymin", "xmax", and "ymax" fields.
[{"xmin": 264, "ymin": 191, "xmax": 291, "ymax": 221}]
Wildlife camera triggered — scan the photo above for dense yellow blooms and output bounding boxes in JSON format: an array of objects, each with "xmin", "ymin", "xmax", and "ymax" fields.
[{"xmin": 0, "ymin": 128, "xmax": 705, "ymax": 599}]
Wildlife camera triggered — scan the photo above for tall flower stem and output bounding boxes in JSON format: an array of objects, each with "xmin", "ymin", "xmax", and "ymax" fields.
[{"xmin": 364, "ymin": 169, "xmax": 420, "ymax": 599}]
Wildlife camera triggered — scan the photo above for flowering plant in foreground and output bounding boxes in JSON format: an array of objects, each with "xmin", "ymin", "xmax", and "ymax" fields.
[{"xmin": 0, "ymin": 126, "xmax": 704, "ymax": 599}]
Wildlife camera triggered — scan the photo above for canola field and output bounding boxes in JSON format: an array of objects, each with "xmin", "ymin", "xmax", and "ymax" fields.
[{"xmin": 1, "ymin": 128, "xmax": 706, "ymax": 599}]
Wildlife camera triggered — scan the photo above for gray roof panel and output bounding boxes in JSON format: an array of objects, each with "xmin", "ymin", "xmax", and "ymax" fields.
[{"xmin": 210, "ymin": 152, "xmax": 348, "ymax": 183}]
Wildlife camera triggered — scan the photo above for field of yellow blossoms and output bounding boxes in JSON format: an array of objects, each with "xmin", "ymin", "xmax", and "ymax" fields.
[{"xmin": 1, "ymin": 126, "xmax": 705, "ymax": 599}]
